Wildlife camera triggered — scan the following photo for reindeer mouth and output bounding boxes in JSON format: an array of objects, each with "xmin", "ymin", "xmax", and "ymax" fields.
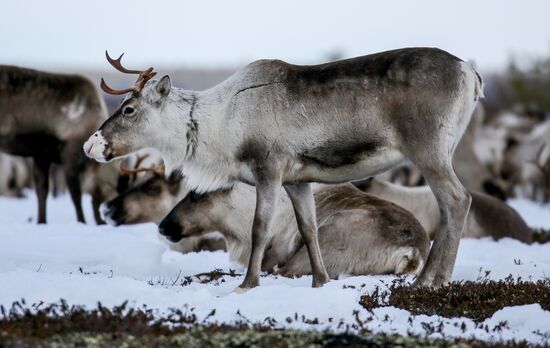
[
  {"xmin": 100, "ymin": 202, "xmax": 125, "ymax": 226},
  {"xmin": 83, "ymin": 131, "xmax": 113, "ymax": 162},
  {"xmin": 158, "ymin": 218, "xmax": 186, "ymax": 243},
  {"xmin": 85, "ymin": 143, "xmax": 94, "ymax": 156}
]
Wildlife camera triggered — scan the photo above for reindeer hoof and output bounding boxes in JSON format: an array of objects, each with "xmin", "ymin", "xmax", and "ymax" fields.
[
  {"xmin": 233, "ymin": 286, "xmax": 250, "ymax": 294},
  {"xmin": 312, "ymin": 272, "xmax": 330, "ymax": 288},
  {"xmin": 413, "ymin": 273, "xmax": 448, "ymax": 289}
]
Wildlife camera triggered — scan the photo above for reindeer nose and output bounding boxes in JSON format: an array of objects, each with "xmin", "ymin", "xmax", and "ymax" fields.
[
  {"xmin": 86, "ymin": 143, "xmax": 94, "ymax": 156},
  {"xmin": 158, "ymin": 218, "xmax": 183, "ymax": 242}
]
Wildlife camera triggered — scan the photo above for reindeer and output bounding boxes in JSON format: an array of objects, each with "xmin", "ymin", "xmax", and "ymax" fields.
[
  {"xmin": 531, "ymin": 144, "xmax": 550, "ymax": 201},
  {"xmin": 100, "ymin": 164, "xmax": 227, "ymax": 253},
  {"xmin": 453, "ymin": 103, "xmax": 505, "ymax": 198},
  {"xmin": 158, "ymin": 183, "xmax": 429, "ymax": 278},
  {"xmin": 499, "ymin": 120, "xmax": 550, "ymax": 201},
  {"xmin": 0, "ymin": 65, "xmax": 112, "ymax": 223},
  {"xmin": 101, "ymin": 165, "xmax": 181, "ymax": 226},
  {"xmin": 354, "ymin": 178, "xmax": 532, "ymax": 243},
  {"xmin": 84, "ymin": 48, "xmax": 483, "ymax": 289},
  {"xmin": 383, "ymin": 104, "xmax": 507, "ymax": 199}
]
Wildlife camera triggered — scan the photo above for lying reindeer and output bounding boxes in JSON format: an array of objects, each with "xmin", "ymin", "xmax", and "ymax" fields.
[
  {"xmin": 85, "ymin": 48, "xmax": 483, "ymax": 289},
  {"xmin": 158, "ymin": 183, "xmax": 430, "ymax": 278},
  {"xmin": 100, "ymin": 164, "xmax": 226, "ymax": 253},
  {"xmin": 101, "ymin": 166, "xmax": 176, "ymax": 226},
  {"xmin": 0, "ymin": 65, "xmax": 110, "ymax": 223},
  {"xmin": 354, "ymin": 178, "xmax": 532, "ymax": 243}
]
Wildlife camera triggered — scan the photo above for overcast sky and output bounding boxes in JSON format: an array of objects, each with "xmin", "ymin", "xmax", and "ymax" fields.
[{"xmin": 1, "ymin": 0, "xmax": 549, "ymax": 71}]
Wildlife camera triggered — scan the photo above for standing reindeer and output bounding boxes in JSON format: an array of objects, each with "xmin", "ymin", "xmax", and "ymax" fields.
[
  {"xmin": 84, "ymin": 48, "xmax": 483, "ymax": 289},
  {"xmin": 0, "ymin": 65, "xmax": 111, "ymax": 223}
]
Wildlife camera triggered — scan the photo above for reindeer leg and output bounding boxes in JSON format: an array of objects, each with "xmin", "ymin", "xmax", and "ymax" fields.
[
  {"xmin": 236, "ymin": 178, "xmax": 281, "ymax": 292},
  {"xmin": 91, "ymin": 191, "xmax": 105, "ymax": 225},
  {"xmin": 414, "ymin": 161, "xmax": 471, "ymax": 288},
  {"xmin": 33, "ymin": 158, "xmax": 51, "ymax": 224},
  {"xmin": 63, "ymin": 163, "xmax": 86, "ymax": 224},
  {"xmin": 284, "ymin": 183, "xmax": 330, "ymax": 287}
]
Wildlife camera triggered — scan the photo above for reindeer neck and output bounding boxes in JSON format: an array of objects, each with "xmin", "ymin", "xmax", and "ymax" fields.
[
  {"xmin": 167, "ymin": 87, "xmax": 243, "ymax": 193},
  {"xmin": 216, "ymin": 185, "xmax": 257, "ymax": 245},
  {"xmin": 216, "ymin": 184, "xmax": 299, "ymax": 249}
]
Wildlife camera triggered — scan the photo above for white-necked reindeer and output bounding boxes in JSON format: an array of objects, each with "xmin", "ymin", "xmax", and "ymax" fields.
[{"xmin": 84, "ymin": 48, "xmax": 483, "ymax": 290}]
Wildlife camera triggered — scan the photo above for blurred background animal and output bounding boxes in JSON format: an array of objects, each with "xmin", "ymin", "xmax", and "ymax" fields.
[
  {"xmin": 354, "ymin": 178, "xmax": 532, "ymax": 243},
  {"xmin": 378, "ymin": 101, "xmax": 549, "ymax": 205},
  {"xmin": 0, "ymin": 65, "xmax": 113, "ymax": 223}
]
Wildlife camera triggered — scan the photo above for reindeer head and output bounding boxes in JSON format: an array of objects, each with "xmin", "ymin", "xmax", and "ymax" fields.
[
  {"xmin": 84, "ymin": 51, "xmax": 181, "ymax": 163},
  {"xmin": 101, "ymin": 165, "xmax": 183, "ymax": 226},
  {"xmin": 158, "ymin": 188, "xmax": 234, "ymax": 243}
]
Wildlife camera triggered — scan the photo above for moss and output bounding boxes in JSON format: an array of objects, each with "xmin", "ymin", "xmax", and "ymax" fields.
[
  {"xmin": 360, "ymin": 277, "xmax": 550, "ymax": 322},
  {"xmin": 0, "ymin": 330, "xmax": 538, "ymax": 348},
  {"xmin": 1, "ymin": 300, "xmax": 542, "ymax": 347}
]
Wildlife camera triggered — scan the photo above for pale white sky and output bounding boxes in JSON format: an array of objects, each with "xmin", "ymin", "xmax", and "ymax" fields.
[{"xmin": 1, "ymin": 0, "xmax": 549, "ymax": 71}]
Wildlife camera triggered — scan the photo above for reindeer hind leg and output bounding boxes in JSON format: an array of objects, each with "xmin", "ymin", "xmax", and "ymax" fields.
[{"xmin": 413, "ymin": 158, "xmax": 471, "ymax": 287}]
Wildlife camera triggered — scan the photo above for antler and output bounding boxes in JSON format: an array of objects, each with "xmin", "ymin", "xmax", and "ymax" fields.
[
  {"xmin": 100, "ymin": 79, "xmax": 134, "ymax": 95},
  {"xmin": 105, "ymin": 52, "xmax": 144, "ymax": 74},
  {"xmin": 134, "ymin": 153, "xmax": 151, "ymax": 169},
  {"xmin": 528, "ymin": 144, "xmax": 549, "ymax": 174},
  {"xmin": 119, "ymin": 164, "xmax": 165, "ymax": 177},
  {"xmin": 100, "ymin": 51, "xmax": 157, "ymax": 95}
]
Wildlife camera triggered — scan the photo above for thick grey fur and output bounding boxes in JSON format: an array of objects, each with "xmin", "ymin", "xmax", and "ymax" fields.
[{"xmin": 84, "ymin": 47, "xmax": 483, "ymax": 289}]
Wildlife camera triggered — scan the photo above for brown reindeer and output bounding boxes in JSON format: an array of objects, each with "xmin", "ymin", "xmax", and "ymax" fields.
[
  {"xmin": 0, "ymin": 65, "xmax": 115, "ymax": 223},
  {"xmin": 355, "ymin": 178, "xmax": 532, "ymax": 243}
]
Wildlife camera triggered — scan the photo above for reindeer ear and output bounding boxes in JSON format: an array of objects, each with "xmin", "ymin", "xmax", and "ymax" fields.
[
  {"xmin": 156, "ymin": 75, "xmax": 171, "ymax": 97},
  {"xmin": 167, "ymin": 171, "xmax": 183, "ymax": 195}
]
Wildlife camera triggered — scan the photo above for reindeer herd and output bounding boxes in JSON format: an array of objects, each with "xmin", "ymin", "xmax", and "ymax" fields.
[{"xmin": 0, "ymin": 48, "xmax": 548, "ymax": 292}]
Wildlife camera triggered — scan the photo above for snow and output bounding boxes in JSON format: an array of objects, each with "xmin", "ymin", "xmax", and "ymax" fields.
[
  {"xmin": 1, "ymin": 192, "xmax": 550, "ymax": 344},
  {"xmin": 508, "ymin": 197, "xmax": 550, "ymax": 229}
]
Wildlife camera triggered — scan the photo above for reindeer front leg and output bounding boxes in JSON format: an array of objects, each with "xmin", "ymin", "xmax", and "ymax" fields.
[
  {"xmin": 33, "ymin": 158, "xmax": 51, "ymax": 224},
  {"xmin": 284, "ymin": 183, "xmax": 330, "ymax": 287},
  {"xmin": 236, "ymin": 177, "xmax": 281, "ymax": 292}
]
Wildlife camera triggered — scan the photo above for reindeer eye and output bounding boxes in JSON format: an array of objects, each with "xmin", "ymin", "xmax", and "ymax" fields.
[
  {"xmin": 145, "ymin": 184, "xmax": 162, "ymax": 196},
  {"xmin": 122, "ymin": 106, "xmax": 135, "ymax": 116}
]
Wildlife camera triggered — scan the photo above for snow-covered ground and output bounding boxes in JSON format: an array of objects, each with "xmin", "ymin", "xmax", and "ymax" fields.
[{"xmin": 1, "ymin": 193, "xmax": 550, "ymax": 344}]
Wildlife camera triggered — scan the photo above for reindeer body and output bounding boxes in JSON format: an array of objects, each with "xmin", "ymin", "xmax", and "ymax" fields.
[
  {"xmin": 0, "ymin": 65, "xmax": 108, "ymax": 223},
  {"xmin": 159, "ymin": 183, "xmax": 429, "ymax": 278},
  {"xmin": 356, "ymin": 178, "xmax": 532, "ymax": 243},
  {"xmin": 85, "ymin": 47, "xmax": 483, "ymax": 288}
]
